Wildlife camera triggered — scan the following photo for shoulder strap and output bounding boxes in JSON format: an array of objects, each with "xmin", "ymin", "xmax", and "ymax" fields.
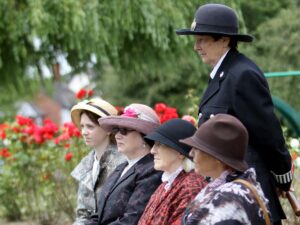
[{"xmin": 234, "ymin": 179, "xmax": 271, "ymax": 225}]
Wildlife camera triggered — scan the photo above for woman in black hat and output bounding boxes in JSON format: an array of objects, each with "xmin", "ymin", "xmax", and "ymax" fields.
[
  {"xmin": 138, "ymin": 119, "xmax": 207, "ymax": 225},
  {"xmin": 176, "ymin": 3, "xmax": 292, "ymax": 224},
  {"xmin": 180, "ymin": 114, "xmax": 271, "ymax": 225}
]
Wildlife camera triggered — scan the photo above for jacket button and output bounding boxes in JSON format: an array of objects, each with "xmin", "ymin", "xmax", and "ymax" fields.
[{"xmin": 198, "ymin": 113, "xmax": 202, "ymax": 119}]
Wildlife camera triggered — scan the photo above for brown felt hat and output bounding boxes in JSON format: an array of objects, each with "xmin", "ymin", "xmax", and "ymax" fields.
[
  {"xmin": 98, "ymin": 103, "xmax": 160, "ymax": 135},
  {"xmin": 180, "ymin": 114, "xmax": 249, "ymax": 172}
]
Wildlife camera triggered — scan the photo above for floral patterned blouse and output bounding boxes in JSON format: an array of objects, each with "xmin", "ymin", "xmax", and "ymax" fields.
[{"xmin": 181, "ymin": 168, "xmax": 271, "ymax": 225}]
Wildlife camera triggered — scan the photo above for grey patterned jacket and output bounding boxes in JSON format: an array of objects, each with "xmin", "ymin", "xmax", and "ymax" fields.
[{"xmin": 71, "ymin": 144, "xmax": 125, "ymax": 225}]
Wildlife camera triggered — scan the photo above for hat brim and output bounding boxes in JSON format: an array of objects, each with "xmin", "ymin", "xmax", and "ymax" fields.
[
  {"xmin": 180, "ymin": 136, "xmax": 248, "ymax": 172},
  {"xmin": 71, "ymin": 104, "xmax": 110, "ymax": 129},
  {"xmin": 98, "ymin": 117, "xmax": 159, "ymax": 135},
  {"xmin": 145, "ymin": 132, "xmax": 192, "ymax": 159},
  {"xmin": 176, "ymin": 29, "xmax": 254, "ymax": 42}
]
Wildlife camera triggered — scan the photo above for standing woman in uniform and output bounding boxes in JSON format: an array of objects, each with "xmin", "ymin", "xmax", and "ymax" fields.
[
  {"xmin": 70, "ymin": 98, "xmax": 124, "ymax": 225},
  {"xmin": 176, "ymin": 4, "xmax": 292, "ymax": 224}
]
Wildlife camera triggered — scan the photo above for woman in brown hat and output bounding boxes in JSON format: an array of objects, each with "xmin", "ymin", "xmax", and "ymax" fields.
[
  {"xmin": 85, "ymin": 103, "xmax": 162, "ymax": 225},
  {"xmin": 180, "ymin": 114, "xmax": 271, "ymax": 225},
  {"xmin": 70, "ymin": 98, "xmax": 125, "ymax": 225},
  {"xmin": 177, "ymin": 3, "xmax": 292, "ymax": 224},
  {"xmin": 138, "ymin": 119, "xmax": 207, "ymax": 225}
]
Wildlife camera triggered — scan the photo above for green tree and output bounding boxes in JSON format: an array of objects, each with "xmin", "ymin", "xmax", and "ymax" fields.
[
  {"xmin": 2, "ymin": 0, "xmax": 297, "ymax": 116},
  {"xmin": 249, "ymin": 6, "xmax": 300, "ymax": 112}
]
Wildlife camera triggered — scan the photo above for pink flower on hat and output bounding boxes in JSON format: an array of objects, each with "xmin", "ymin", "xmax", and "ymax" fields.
[{"xmin": 121, "ymin": 107, "xmax": 139, "ymax": 118}]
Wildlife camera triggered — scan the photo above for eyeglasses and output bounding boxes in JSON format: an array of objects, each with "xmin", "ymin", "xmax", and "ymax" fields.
[{"xmin": 111, "ymin": 127, "xmax": 134, "ymax": 135}]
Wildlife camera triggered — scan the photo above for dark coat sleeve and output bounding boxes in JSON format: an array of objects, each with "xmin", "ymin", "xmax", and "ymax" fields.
[
  {"xmin": 106, "ymin": 168, "xmax": 161, "ymax": 225},
  {"xmin": 231, "ymin": 69, "xmax": 292, "ymax": 190}
]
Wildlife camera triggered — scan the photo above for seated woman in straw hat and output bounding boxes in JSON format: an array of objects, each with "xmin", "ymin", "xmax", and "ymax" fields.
[
  {"xmin": 180, "ymin": 114, "xmax": 271, "ymax": 225},
  {"xmin": 138, "ymin": 119, "xmax": 207, "ymax": 225},
  {"xmin": 70, "ymin": 98, "xmax": 125, "ymax": 225},
  {"xmin": 85, "ymin": 103, "xmax": 162, "ymax": 225}
]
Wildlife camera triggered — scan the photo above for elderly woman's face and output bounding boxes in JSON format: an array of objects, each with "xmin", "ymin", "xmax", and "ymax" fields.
[
  {"xmin": 189, "ymin": 148, "xmax": 221, "ymax": 178},
  {"xmin": 194, "ymin": 35, "xmax": 230, "ymax": 67},
  {"xmin": 115, "ymin": 128, "xmax": 145, "ymax": 159},
  {"xmin": 150, "ymin": 142, "xmax": 184, "ymax": 173}
]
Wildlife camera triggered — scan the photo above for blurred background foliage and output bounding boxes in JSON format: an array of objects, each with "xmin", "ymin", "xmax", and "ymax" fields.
[{"xmin": 0, "ymin": 0, "xmax": 299, "ymax": 117}]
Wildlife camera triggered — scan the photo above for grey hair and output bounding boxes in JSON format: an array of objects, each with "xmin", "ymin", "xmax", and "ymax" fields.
[{"xmin": 182, "ymin": 157, "xmax": 195, "ymax": 172}]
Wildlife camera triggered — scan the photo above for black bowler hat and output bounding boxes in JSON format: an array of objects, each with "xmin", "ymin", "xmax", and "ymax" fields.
[
  {"xmin": 144, "ymin": 118, "xmax": 196, "ymax": 159},
  {"xmin": 176, "ymin": 3, "xmax": 253, "ymax": 42}
]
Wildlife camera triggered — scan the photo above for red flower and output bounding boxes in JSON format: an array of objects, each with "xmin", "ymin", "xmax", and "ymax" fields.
[
  {"xmin": 0, "ymin": 130, "xmax": 6, "ymax": 139},
  {"xmin": 0, "ymin": 123, "xmax": 9, "ymax": 130},
  {"xmin": 154, "ymin": 103, "xmax": 167, "ymax": 114},
  {"xmin": 115, "ymin": 106, "xmax": 124, "ymax": 115},
  {"xmin": 12, "ymin": 126, "xmax": 20, "ymax": 133},
  {"xmin": 64, "ymin": 122, "xmax": 81, "ymax": 138},
  {"xmin": 54, "ymin": 133, "xmax": 70, "ymax": 144},
  {"xmin": 76, "ymin": 89, "xmax": 87, "ymax": 99},
  {"xmin": 182, "ymin": 115, "xmax": 196, "ymax": 126},
  {"xmin": 24, "ymin": 125, "xmax": 35, "ymax": 135},
  {"xmin": 19, "ymin": 136, "xmax": 27, "ymax": 142},
  {"xmin": 64, "ymin": 152, "xmax": 73, "ymax": 161},
  {"xmin": 43, "ymin": 119, "xmax": 58, "ymax": 137},
  {"xmin": 16, "ymin": 115, "xmax": 34, "ymax": 126},
  {"xmin": 0, "ymin": 148, "xmax": 11, "ymax": 158},
  {"xmin": 64, "ymin": 143, "xmax": 70, "ymax": 149},
  {"xmin": 160, "ymin": 107, "xmax": 179, "ymax": 123},
  {"xmin": 87, "ymin": 90, "xmax": 94, "ymax": 97}
]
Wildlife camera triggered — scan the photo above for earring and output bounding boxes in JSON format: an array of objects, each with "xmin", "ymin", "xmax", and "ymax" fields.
[{"xmin": 143, "ymin": 142, "xmax": 146, "ymax": 148}]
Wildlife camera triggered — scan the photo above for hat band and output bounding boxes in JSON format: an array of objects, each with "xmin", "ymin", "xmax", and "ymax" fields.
[
  {"xmin": 87, "ymin": 102, "xmax": 110, "ymax": 116},
  {"xmin": 194, "ymin": 23, "xmax": 238, "ymax": 34}
]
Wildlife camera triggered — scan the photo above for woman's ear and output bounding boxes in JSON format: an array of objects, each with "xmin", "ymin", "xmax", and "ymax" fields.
[
  {"xmin": 222, "ymin": 37, "xmax": 230, "ymax": 48},
  {"xmin": 179, "ymin": 154, "xmax": 185, "ymax": 160}
]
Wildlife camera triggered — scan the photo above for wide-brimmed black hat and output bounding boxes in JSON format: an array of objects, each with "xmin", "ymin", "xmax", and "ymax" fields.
[
  {"xmin": 180, "ymin": 114, "xmax": 249, "ymax": 172},
  {"xmin": 145, "ymin": 118, "xmax": 196, "ymax": 159},
  {"xmin": 176, "ymin": 3, "xmax": 253, "ymax": 42}
]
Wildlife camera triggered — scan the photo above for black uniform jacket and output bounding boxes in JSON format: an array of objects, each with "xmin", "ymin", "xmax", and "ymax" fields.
[
  {"xmin": 198, "ymin": 48, "xmax": 292, "ymax": 221},
  {"xmin": 85, "ymin": 153, "xmax": 162, "ymax": 225}
]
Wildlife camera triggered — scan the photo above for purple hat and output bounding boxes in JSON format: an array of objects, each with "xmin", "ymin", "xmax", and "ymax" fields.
[{"xmin": 98, "ymin": 103, "xmax": 160, "ymax": 135}]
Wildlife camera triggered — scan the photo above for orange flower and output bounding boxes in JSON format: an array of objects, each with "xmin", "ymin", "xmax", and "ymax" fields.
[
  {"xmin": 291, "ymin": 152, "xmax": 298, "ymax": 161},
  {"xmin": 0, "ymin": 123, "xmax": 9, "ymax": 130}
]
